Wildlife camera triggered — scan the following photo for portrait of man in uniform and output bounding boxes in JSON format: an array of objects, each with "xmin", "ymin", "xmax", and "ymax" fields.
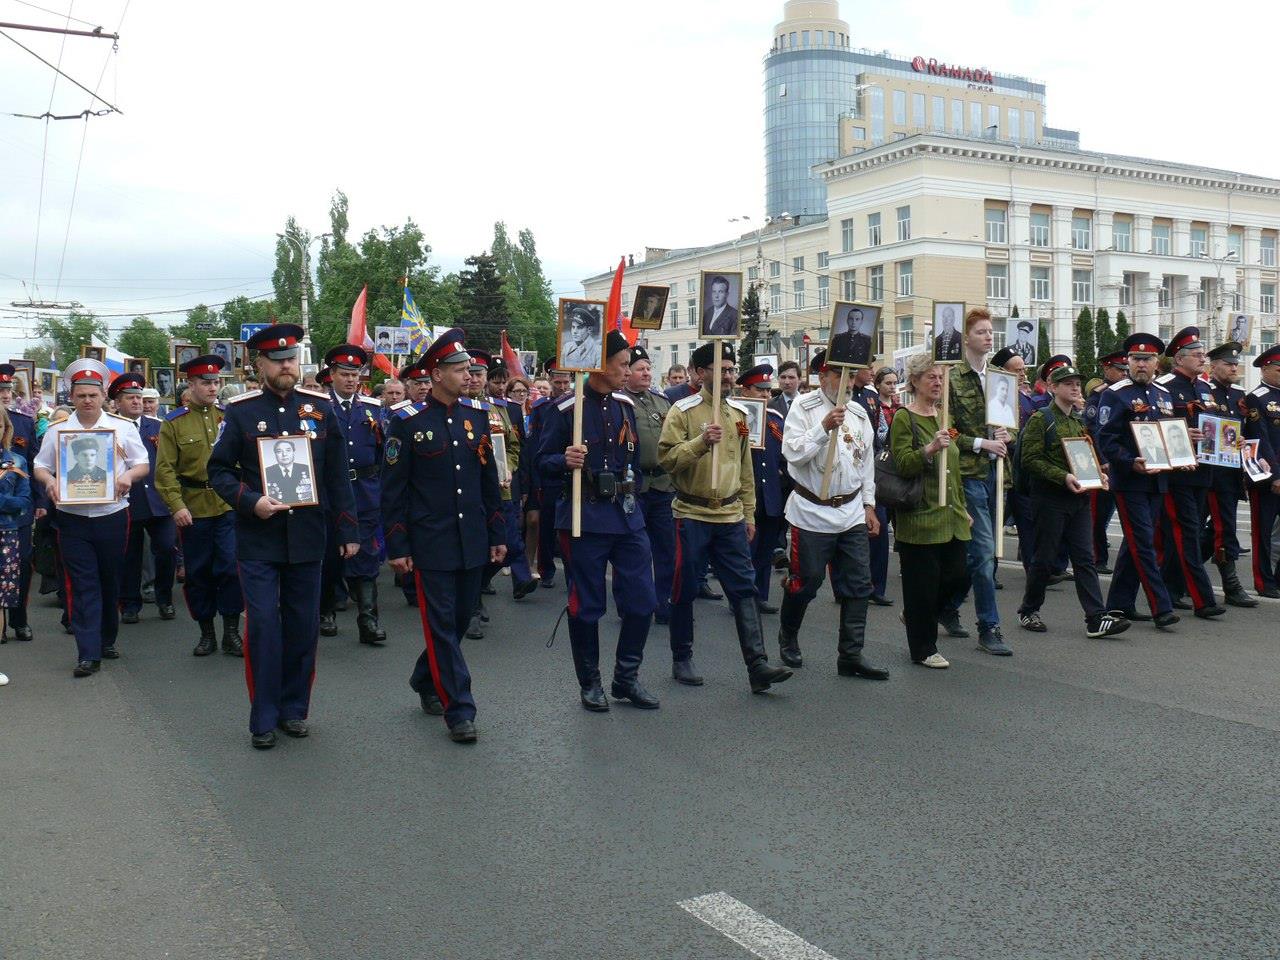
[
  {"xmin": 1008, "ymin": 317, "xmax": 1039, "ymax": 366},
  {"xmin": 827, "ymin": 302, "xmax": 879, "ymax": 368},
  {"xmin": 258, "ymin": 436, "xmax": 318, "ymax": 506},
  {"xmin": 1132, "ymin": 422, "xmax": 1170, "ymax": 470},
  {"xmin": 58, "ymin": 430, "xmax": 115, "ymax": 504},
  {"xmin": 154, "ymin": 367, "xmax": 175, "ymax": 402},
  {"xmin": 631, "ymin": 284, "xmax": 670, "ymax": 330},
  {"xmin": 734, "ymin": 396, "xmax": 767, "ymax": 449},
  {"xmin": 1227, "ymin": 313, "xmax": 1251, "ymax": 349},
  {"xmin": 699, "ymin": 271, "xmax": 742, "ymax": 338},
  {"xmin": 557, "ymin": 299, "xmax": 606, "ymax": 373},
  {"xmin": 208, "ymin": 340, "xmax": 234, "ymax": 371},
  {"xmin": 932, "ymin": 302, "xmax": 965, "ymax": 362}
]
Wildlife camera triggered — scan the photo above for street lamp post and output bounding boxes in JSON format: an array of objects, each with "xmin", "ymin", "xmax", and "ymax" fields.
[{"xmin": 1199, "ymin": 249, "xmax": 1240, "ymax": 343}]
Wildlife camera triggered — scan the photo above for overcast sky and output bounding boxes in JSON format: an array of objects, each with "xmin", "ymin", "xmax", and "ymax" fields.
[{"xmin": 0, "ymin": 0, "xmax": 1274, "ymax": 360}]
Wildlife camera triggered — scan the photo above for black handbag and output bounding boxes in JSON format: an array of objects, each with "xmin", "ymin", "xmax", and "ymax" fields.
[{"xmin": 874, "ymin": 412, "xmax": 925, "ymax": 511}]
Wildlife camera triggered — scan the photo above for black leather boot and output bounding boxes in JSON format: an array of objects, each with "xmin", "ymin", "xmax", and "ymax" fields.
[
  {"xmin": 1219, "ymin": 562, "xmax": 1259, "ymax": 608},
  {"xmin": 569, "ymin": 619, "xmax": 607, "ymax": 711},
  {"xmin": 350, "ymin": 578, "xmax": 387, "ymax": 644},
  {"xmin": 611, "ymin": 614, "xmax": 658, "ymax": 708},
  {"xmin": 221, "ymin": 614, "xmax": 243, "ymax": 657},
  {"xmin": 776, "ymin": 594, "xmax": 806, "ymax": 667},
  {"xmin": 732, "ymin": 597, "xmax": 792, "ymax": 693},
  {"xmin": 193, "ymin": 619, "xmax": 216, "ymax": 656},
  {"xmin": 836, "ymin": 598, "xmax": 888, "ymax": 679}
]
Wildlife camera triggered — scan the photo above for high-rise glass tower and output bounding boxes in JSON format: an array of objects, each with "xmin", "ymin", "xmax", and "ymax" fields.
[{"xmin": 763, "ymin": 1, "xmax": 858, "ymax": 222}]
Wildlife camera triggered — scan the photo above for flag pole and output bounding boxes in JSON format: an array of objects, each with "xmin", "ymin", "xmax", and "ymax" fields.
[
  {"xmin": 710, "ymin": 340, "xmax": 723, "ymax": 480},
  {"xmin": 571, "ymin": 372, "xmax": 585, "ymax": 538}
]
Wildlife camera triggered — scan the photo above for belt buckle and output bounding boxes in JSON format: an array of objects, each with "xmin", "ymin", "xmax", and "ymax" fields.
[{"xmin": 708, "ymin": 496, "xmax": 721, "ymax": 509}]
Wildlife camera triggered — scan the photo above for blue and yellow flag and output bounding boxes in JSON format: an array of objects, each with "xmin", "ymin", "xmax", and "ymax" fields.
[{"xmin": 400, "ymin": 285, "xmax": 431, "ymax": 354}]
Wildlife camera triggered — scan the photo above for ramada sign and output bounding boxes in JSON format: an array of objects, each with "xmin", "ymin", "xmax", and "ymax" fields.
[{"xmin": 911, "ymin": 56, "xmax": 994, "ymax": 86}]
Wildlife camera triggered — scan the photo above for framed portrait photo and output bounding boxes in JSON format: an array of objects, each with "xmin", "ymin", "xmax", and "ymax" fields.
[
  {"xmin": 1131, "ymin": 421, "xmax": 1171, "ymax": 471},
  {"xmin": 1225, "ymin": 312, "xmax": 1252, "ymax": 349},
  {"xmin": 1159, "ymin": 418, "xmax": 1197, "ymax": 469},
  {"xmin": 8, "ymin": 358, "xmax": 35, "ymax": 384},
  {"xmin": 492, "ymin": 432, "xmax": 511, "ymax": 485},
  {"xmin": 827, "ymin": 301, "xmax": 879, "ymax": 368},
  {"xmin": 172, "ymin": 341, "xmax": 198, "ymax": 369},
  {"xmin": 79, "ymin": 345, "xmax": 105, "ymax": 362},
  {"xmin": 1060, "ymin": 436, "xmax": 1105, "ymax": 490},
  {"xmin": 932, "ymin": 302, "xmax": 965, "ymax": 363},
  {"xmin": 37, "ymin": 368, "xmax": 57, "ymax": 395},
  {"xmin": 57, "ymin": 429, "xmax": 117, "ymax": 505},
  {"xmin": 207, "ymin": 339, "xmax": 235, "ymax": 375},
  {"xmin": 373, "ymin": 326, "xmax": 396, "ymax": 355},
  {"xmin": 985, "ymin": 369, "xmax": 1019, "ymax": 429},
  {"xmin": 1243, "ymin": 439, "xmax": 1272, "ymax": 482},
  {"xmin": 257, "ymin": 435, "xmax": 319, "ymax": 507},
  {"xmin": 699, "ymin": 270, "xmax": 743, "ymax": 339},
  {"xmin": 733, "ymin": 397, "xmax": 767, "ymax": 449},
  {"xmin": 125, "ymin": 356, "xmax": 150, "ymax": 383},
  {"xmin": 1005, "ymin": 316, "xmax": 1039, "ymax": 368},
  {"xmin": 556, "ymin": 299, "xmax": 607, "ymax": 374},
  {"xmin": 517, "ymin": 351, "xmax": 538, "ymax": 376},
  {"xmin": 630, "ymin": 284, "xmax": 670, "ymax": 331},
  {"xmin": 153, "ymin": 367, "xmax": 175, "ymax": 402}
]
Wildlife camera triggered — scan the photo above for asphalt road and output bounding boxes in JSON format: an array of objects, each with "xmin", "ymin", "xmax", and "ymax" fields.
[{"xmin": 4, "ymin": 553, "xmax": 1279, "ymax": 960}]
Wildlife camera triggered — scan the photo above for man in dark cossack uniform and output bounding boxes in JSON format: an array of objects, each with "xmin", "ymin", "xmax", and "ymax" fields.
[
  {"xmin": 208, "ymin": 324, "xmax": 359, "ymax": 750},
  {"xmin": 1095, "ymin": 332, "xmax": 1179, "ymax": 627},
  {"xmin": 0, "ymin": 363, "xmax": 41, "ymax": 641},
  {"xmin": 1084, "ymin": 350, "xmax": 1128, "ymax": 572},
  {"xmin": 536, "ymin": 331, "xmax": 660, "ymax": 712},
  {"xmin": 1199, "ymin": 341, "xmax": 1258, "ymax": 607},
  {"xmin": 736, "ymin": 363, "xmax": 787, "ymax": 614},
  {"xmin": 526, "ymin": 358, "xmax": 572, "ymax": 588},
  {"xmin": 156, "ymin": 354, "xmax": 244, "ymax": 655},
  {"xmin": 381, "ymin": 329, "xmax": 505, "ymax": 743},
  {"xmin": 622, "ymin": 345, "xmax": 675, "ymax": 624},
  {"xmin": 109, "ymin": 372, "xmax": 177, "ymax": 625},
  {"xmin": 1244, "ymin": 343, "xmax": 1280, "ymax": 598},
  {"xmin": 319, "ymin": 343, "xmax": 387, "ymax": 646},
  {"xmin": 1153, "ymin": 326, "xmax": 1226, "ymax": 618},
  {"xmin": 392, "ymin": 357, "xmax": 431, "ymax": 607}
]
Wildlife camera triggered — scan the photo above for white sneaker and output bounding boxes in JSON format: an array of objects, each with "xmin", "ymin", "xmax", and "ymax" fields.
[
  {"xmin": 0, "ymin": 671, "xmax": 9, "ymax": 686},
  {"xmin": 919, "ymin": 653, "xmax": 949, "ymax": 669}
]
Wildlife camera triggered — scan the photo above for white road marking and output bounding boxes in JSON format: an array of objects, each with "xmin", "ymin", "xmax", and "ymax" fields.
[{"xmin": 678, "ymin": 892, "xmax": 842, "ymax": 960}]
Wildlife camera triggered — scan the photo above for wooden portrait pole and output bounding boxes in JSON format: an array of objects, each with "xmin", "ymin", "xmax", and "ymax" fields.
[
  {"xmin": 994, "ymin": 457, "xmax": 1005, "ymax": 558},
  {"xmin": 938, "ymin": 365, "xmax": 951, "ymax": 507},
  {"xmin": 710, "ymin": 339, "xmax": 723, "ymax": 480},
  {"xmin": 818, "ymin": 366, "xmax": 850, "ymax": 500},
  {"xmin": 570, "ymin": 372, "xmax": 585, "ymax": 538}
]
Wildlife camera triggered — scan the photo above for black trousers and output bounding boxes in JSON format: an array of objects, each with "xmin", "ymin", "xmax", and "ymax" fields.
[
  {"xmin": 897, "ymin": 538, "xmax": 967, "ymax": 662},
  {"xmin": 1019, "ymin": 487, "xmax": 1105, "ymax": 622}
]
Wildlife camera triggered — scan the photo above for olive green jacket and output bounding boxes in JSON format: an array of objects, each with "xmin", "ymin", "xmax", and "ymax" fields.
[
  {"xmin": 1020, "ymin": 402, "xmax": 1088, "ymax": 489},
  {"xmin": 658, "ymin": 387, "xmax": 755, "ymax": 523}
]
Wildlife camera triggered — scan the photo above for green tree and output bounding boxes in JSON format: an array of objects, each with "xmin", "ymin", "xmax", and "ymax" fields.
[
  {"xmin": 167, "ymin": 303, "xmax": 232, "ymax": 352},
  {"xmin": 116, "ymin": 316, "xmax": 172, "ymax": 371},
  {"xmin": 739, "ymin": 285, "xmax": 763, "ymax": 370},
  {"xmin": 271, "ymin": 215, "xmax": 311, "ymax": 327},
  {"xmin": 1115, "ymin": 309, "xmax": 1130, "ymax": 346},
  {"xmin": 456, "ymin": 253, "xmax": 509, "ymax": 351},
  {"xmin": 1074, "ymin": 307, "xmax": 1096, "ymax": 380},
  {"xmin": 21, "ymin": 344, "xmax": 54, "ymax": 368},
  {"xmin": 491, "ymin": 222, "xmax": 557, "ymax": 360},
  {"xmin": 32, "ymin": 311, "xmax": 109, "ymax": 367},
  {"xmin": 1094, "ymin": 307, "xmax": 1114, "ymax": 360}
]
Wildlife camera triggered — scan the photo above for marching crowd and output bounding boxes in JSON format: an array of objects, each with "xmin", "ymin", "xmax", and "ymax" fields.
[{"xmin": 3, "ymin": 307, "xmax": 1279, "ymax": 749}]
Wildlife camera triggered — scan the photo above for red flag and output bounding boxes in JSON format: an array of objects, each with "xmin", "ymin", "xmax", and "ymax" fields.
[
  {"xmin": 606, "ymin": 257, "xmax": 625, "ymax": 333},
  {"xmin": 347, "ymin": 285, "xmax": 396, "ymax": 376},
  {"xmin": 500, "ymin": 330, "xmax": 527, "ymax": 380}
]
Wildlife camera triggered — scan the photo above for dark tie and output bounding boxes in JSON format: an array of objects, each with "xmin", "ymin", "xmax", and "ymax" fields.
[{"xmin": 341, "ymin": 400, "xmax": 351, "ymax": 413}]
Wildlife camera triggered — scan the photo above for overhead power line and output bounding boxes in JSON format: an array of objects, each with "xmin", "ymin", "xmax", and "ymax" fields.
[
  {"xmin": 0, "ymin": 19, "xmax": 118, "ymax": 39},
  {"xmin": 0, "ymin": 27, "xmax": 123, "ymax": 114},
  {"xmin": 6, "ymin": 0, "xmax": 102, "ymax": 29}
]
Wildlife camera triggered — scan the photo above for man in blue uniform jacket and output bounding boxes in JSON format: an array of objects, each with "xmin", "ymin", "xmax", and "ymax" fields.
[
  {"xmin": 381, "ymin": 329, "xmax": 506, "ymax": 744},
  {"xmin": 1243, "ymin": 343, "xmax": 1280, "ymax": 598},
  {"xmin": 208, "ymin": 324, "xmax": 359, "ymax": 750},
  {"xmin": 736, "ymin": 363, "xmax": 787, "ymax": 614}
]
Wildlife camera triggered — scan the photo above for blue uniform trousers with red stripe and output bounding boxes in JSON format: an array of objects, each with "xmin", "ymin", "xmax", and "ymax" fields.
[
  {"xmin": 563, "ymin": 529, "xmax": 656, "ymax": 689},
  {"xmin": 1248, "ymin": 489, "xmax": 1280, "ymax": 593},
  {"xmin": 239, "ymin": 558, "xmax": 322, "ymax": 736},
  {"xmin": 178, "ymin": 513, "xmax": 242, "ymax": 621},
  {"xmin": 57, "ymin": 509, "xmax": 128, "ymax": 662},
  {"xmin": 752, "ymin": 513, "xmax": 784, "ymax": 603},
  {"xmin": 1201, "ymin": 488, "xmax": 1241, "ymax": 564},
  {"xmin": 1105, "ymin": 491, "xmax": 1173, "ymax": 616},
  {"xmin": 637, "ymin": 490, "xmax": 675, "ymax": 619},
  {"xmin": 669, "ymin": 518, "xmax": 755, "ymax": 662},
  {"xmin": 120, "ymin": 515, "xmax": 176, "ymax": 614},
  {"xmin": 1158, "ymin": 487, "xmax": 1217, "ymax": 610},
  {"xmin": 411, "ymin": 567, "xmax": 480, "ymax": 728}
]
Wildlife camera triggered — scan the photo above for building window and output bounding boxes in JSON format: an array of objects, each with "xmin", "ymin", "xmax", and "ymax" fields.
[
  {"xmin": 986, "ymin": 103, "xmax": 999, "ymax": 133},
  {"xmin": 1227, "ymin": 231, "xmax": 1243, "ymax": 260},
  {"xmin": 790, "ymin": 256, "xmax": 803, "ymax": 276},
  {"xmin": 687, "ymin": 343, "xmax": 696, "ymax": 364},
  {"xmin": 1072, "ymin": 215, "xmax": 1092, "ymax": 250},
  {"xmin": 892, "ymin": 89, "xmax": 906, "ymax": 125},
  {"xmin": 1190, "ymin": 227, "xmax": 1207, "ymax": 258},
  {"xmin": 986, "ymin": 263, "xmax": 1008, "ymax": 300},
  {"xmin": 670, "ymin": 345, "xmax": 679, "ymax": 366},
  {"xmin": 828, "ymin": 30, "xmax": 835, "ymax": 46},
  {"xmin": 931, "ymin": 95, "xmax": 944, "ymax": 131},
  {"xmin": 670, "ymin": 300, "xmax": 678, "ymax": 326},
  {"xmin": 1262, "ymin": 234, "xmax": 1277, "ymax": 267},
  {"xmin": 801, "ymin": 30, "xmax": 809, "ymax": 46},
  {"xmin": 1031, "ymin": 266, "xmax": 1051, "ymax": 302},
  {"xmin": 770, "ymin": 283, "xmax": 782, "ymax": 312},
  {"xmin": 748, "ymin": 266, "xmax": 759, "ymax": 282},
  {"xmin": 770, "ymin": 259, "xmax": 781, "ymax": 278},
  {"xmin": 840, "ymin": 269, "xmax": 856, "ymax": 300},
  {"xmin": 869, "ymin": 87, "xmax": 884, "ymax": 144},
  {"xmin": 849, "ymin": 126, "xmax": 865, "ymax": 141},
  {"xmin": 1113, "ymin": 219, "xmax": 1132, "ymax": 252},
  {"xmin": 1234, "ymin": 291, "xmax": 1244, "ymax": 311},
  {"xmin": 1153, "ymin": 223, "xmax": 1171, "ymax": 256},
  {"xmin": 817, "ymin": 251, "xmax": 829, "ymax": 269},
  {"xmin": 1198, "ymin": 278, "xmax": 1212, "ymax": 311},
  {"xmin": 789, "ymin": 31, "xmax": 796, "ymax": 48},
  {"xmin": 1008, "ymin": 108, "xmax": 1020, "ymax": 141},
  {"xmin": 868, "ymin": 265, "xmax": 884, "ymax": 301},
  {"xmin": 1262, "ymin": 283, "xmax": 1277, "ymax": 315},
  {"xmin": 792, "ymin": 279, "xmax": 805, "ymax": 309},
  {"xmin": 687, "ymin": 299, "xmax": 697, "ymax": 327},
  {"xmin": 911, "ymin": 92, "xmax": 925, "ymax": 128},
  {"xmin": 897, "ymin": 260, "xmax": 913, "ymax": 297},
  {"xmin": 985, "ymin": 207, "xmax": 1007, "ymax": 244},
  {"xmin": 1030, "ymin": 211, "xmax": 1050, "ymax": 247},
  {"xmin": 1158, "ymin": 276, "xmax": 1172, "ymax": 308},
  {"xmin": 896, "ymin": 206, "xmax": 911, "ymax": 242},
  {"xmin": 950, "ymin": 99, "xmax": 963, "ymax": 134},
  {"xmin": 868, "ymin": 212, "xmax": 882, "ymax": 247},
  {"xmin": 686, "ymin": 278, "xmax": 696, "ymax": 294},
  {"xmin": 1120, "ymin": 272, "xmax": 1134, "ymax": 307},
  {"xmin": 1072, "ymin": 269, "xmax": 1093, "ymax": 304},
  {"xmin": 967, "ymin": 101, "xmax": 981, "ymax": 134},
  {"xmin": 1023, "ymin": 110, "xmax": 1035, "ymax": 142},
  {"xmin": 841, "ymin": 218, "xmax": 855, "ymax": 252},
  {"xmin": 818, "ymin": 274, "xmax": 829, "ymax": 307},
  {"xmin": 897, "ymin": 316, "xmax": 914, "ymax": 349}
]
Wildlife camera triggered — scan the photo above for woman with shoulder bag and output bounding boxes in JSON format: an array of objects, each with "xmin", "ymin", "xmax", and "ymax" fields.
[
  {"xmin": 887, "ymin": 354, "xmax": 970, "ymax": 668},
  {"xmin": 0, "ymin": 405, "xmax": 34, "ymax": 655}
]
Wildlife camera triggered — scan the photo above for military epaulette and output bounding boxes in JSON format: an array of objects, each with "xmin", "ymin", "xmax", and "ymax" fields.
[
  {"xmin": 106, "ymin": 412, "xmax": 134, "ymax": 422},
  {"xmin": 767, "ymin": 408, "xmax": 786, "ymax": 421},
  {"xmin": 1152, "ymin": 381, "xmax": 1171, "ymax": 394},
  {"xmin": 390, "ymin": 399, "xmax": 414, "ymax": 411},
  {"xmin": 798, "ymin": 391, "xmax": 826, "ymax": 410},
  {"xmin": 649, "ymin": 388, "xmax": 667, "ymax": 400},
  {"xmin": 555, "ymin": 394, "xmax": 577, "ymax": 412},
  {"xmin": 144, "ymin": 415, "xmax": 163, "ymax": 424},
  {"xmin": 1106, "ymin": 379, "xmax": 1132, "ymax": 392},
  {"xmin": 674, "ymin": 393, "xmax": 704, "ymax": 412},
  {"xmin": 356, "ymin": 395, "xmax": 381, "ymax": 407},
  {"xmin": 530, "ymin": 395, "xmax": 551, "ymax": 409},
  {"xmin": 611, "ymin": 391, "xmax": 634, "ymax": 406},
  {"xmin": 165, "ymin": 407, "xmax": 189, "ymax": 420},
  {"xmin": 296, "ymin": 387, "xmax": 329, "ymax": 401},
  {"xmin": 225, "ymin": 390, "xmax": 262, "ymax": 405},
  {"xmin": 394, "ymin": 401, "xmax": 425, "ymax": 420},
  {"xmin": 1155, "ymin": 373, "xmax": 1175, "ymax": 385},
  {"xmin": 1252, "ymin": 385, "xmax": 1271, "ymax": 397},
  {"xmin": 725, "ymin": 398, "xmax": 749, "ymax": 417},
  {"xmin": 459, "ymin": 397, "xmax": 490, "ymax": 411}
]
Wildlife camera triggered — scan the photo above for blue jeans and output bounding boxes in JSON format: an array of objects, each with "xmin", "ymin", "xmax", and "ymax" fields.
[{"xmin": 960, "ymin": 473, "xmax": 1000, "ymax": 631}]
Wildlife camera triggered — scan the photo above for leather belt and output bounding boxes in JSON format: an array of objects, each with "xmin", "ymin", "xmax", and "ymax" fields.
[
  {"xmin": 677, "ymin": 492, "xmax": 739, "ymax": 510},
  {"xmin": 793, "ymin": 481, "xmax": 861, "ymax": 508},
  {"xmin": 348, "ymin": 464, "xmax": 379, "ymax": 481},
  {"xmin": 178, "ymin": 476, "xmax": 211, "ymax": 490}
]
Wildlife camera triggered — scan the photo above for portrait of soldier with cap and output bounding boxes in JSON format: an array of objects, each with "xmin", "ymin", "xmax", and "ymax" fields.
[
  {"xmin": 66, "ymin": 434, "xmax": 109, "ymax": 490},
  {"xmin": 631, "ymin": 284, "xmax": 669, "ymax": 329},
  {"xmin": 1008, "ymin": 317, "xmax": 1038, "ymax": 366},
  {"xmin": 827, "ymin": 302, "xmax": 878, "ymax": 368},
  {"xmin": 558, "ymin": 300, "xmax": 605, "ymax": 372}
]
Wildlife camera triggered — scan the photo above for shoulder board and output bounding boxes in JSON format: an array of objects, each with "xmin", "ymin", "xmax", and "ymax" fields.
[
  {"xmin": 530, "ymin": 395, "xmax": 551, "ymax": 409},
  {"xmin": 226, "ymin": 390, "xmax": 262, "ymax": 405},
  {"xmin": 165, "ymin": 407, "xmax": 189, "ymax": 421},
  {"xmin": 555, "ymin": 394, "xmax": 577, "ymax": 412},
  {"xmin": 390, "ymin": 399, "xmax": 414, "ymax": 411},
  {"xmin": 798, "ymin": 392, "xmax": 825, "ymax": 410},
  {"xmin": 144, "ymin": 415, "xmax": 163, "ymax": 424},
  {"xmin": 394, "ymin": 401, "xmax": 426, "ymax": 420},
  {"xmin": 674, "ymin": 393, "xmax": 704, "ymax": 412},
  {"xmin": 356, "ymin": 395, "xmax": 381, "ymax": 407},
  {"xmin": 1152, "ymin": 382, "xmax": 1171, "ymax": 394},
  {"xmin": 611, "ymin": 391, "xmax": 634, "ymax": 407},
  {"xmin": 1251, "ymin": 386, "xmax": 1269, "ymax": 397},
  {"xmin": 106, "ymin": 412, "xmax": 135, "ymax": 423},
  {"xmin": 488, "ymin": 396, "xmax": 508, "ymax": 406},
  {"xmin": 459, "ymin": 397, "xmax": 490, "ymax": 411},
  {"xmin": 1155, "ymin": 373, "xmax": 1175, "ymax": 384},
  {"xmin": 648, "ymin": 388, "xmax": 668, "ymax": 400},
  {"xmin": 1106, "ymin": 379, "xmax": 1132, "ymax": 392},
  {"xmin": 767, "ymin": 408, "xmax": 786, "ymax": 421},
  {"xmin": 296, "ymin": 387, "xmax": 329, "ymax": 401},
  {"xmin": 725, "ymin": 398, "xmax": 749, "ymax": 417}
]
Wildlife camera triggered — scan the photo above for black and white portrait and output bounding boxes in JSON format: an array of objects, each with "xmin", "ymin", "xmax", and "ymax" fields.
[
  {"xmin": 932, "ymin": 302, "xmax": 965, "ymax": 363},
  {"xmin": 1132, "ymin": 422, "xmax": 1170, "ymax": 471},
  {"xmin": 699, "ymin": 271, "xmax": 742, "ymax": 338},
  {"xmin": 1160, "ymin": 419, "xmax": 1197, "ymax": 468},
  {"xmin": 733, "ymin": 397, "xmax": 767, "ymax": 449},
  {"xmin": 257, "ymin": 436, "xmax": 318, "ymax": 507},
  {"xmin": 1007, "ymin": 316, "xmax": 1039, "ymax": 367},
  {"xmin": 985, "ymin": 369, "xmax": 1019, "ymax": 429},
  {"xmin": 374, "ymin": 327, "xmax": 396, "ymax": 355},
  {"xmin": 1226, "ymin": 313, "xmax": 1251, "ymax": 349},
  {"xmin": 631, "ymin": 284, "xmax": 670, "ymax": 331},
  {"xmin": 154, "ymin": 367, "xmax": 175, "ymax": 401},
  {"xmin": 557, "ymin": 299, "xmax": 606, "ymax": 373},
  {"xmin": 827, "ymin": 301, "xmax": 879, "ymax": 368},
  {"xmin": 208, "ymin": 339, "xmax": 234, "ymax": 371},
  {"xmin": 173, "ymin": 343, "xmax": 198, "ymax": 369},
  {"xmin": 1061, "ymin": 437, "xmax": 1104, "ymax": 489}
]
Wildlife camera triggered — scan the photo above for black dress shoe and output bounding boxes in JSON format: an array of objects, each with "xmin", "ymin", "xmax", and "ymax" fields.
[
  {"xmin": 579, "ymin": 682, "xmax": 610, "ymax": 712},
  {"xmin": 539, "ymin": 575, "xmax": 556, "ymax": 589},
  {"xmin": 756, "ymin": 599, "xmax": 778, "ymax": 614},
  {"xmin": 779, "ymin": 645, "xmax": 803, "ymax": 668},
  {"xmin": 672, "ymin": 659, "xmax": 704, "ymax": 685},
  {"xmin": 749, "ymin": 662, "xmax": 793, "ymax": 694},
  {"xmin": 73, "ymin": 660, "xmax": 95, "ymax": 678},
  {"xmin": 418, "ymin": 690, "xmax": 445, "ymax": 716},
  {"xmin": 696, "ymin": 583, "xmax": 723, "ymax": 601},
  {"xmin": 1119, "ymin": 608, "xmax": 1154, "ymax": 622},
  {"xmin": 448, "ymin": 720, "xmax": 478, "ymax": 743},
  {"xmin": 837, "ymin": 656, "xmax": 890, "ymax": 680},
  {"xmin": 513, "ymin": 578, "xmax": 538, "ymax": 600},
  {"xmin": 1193, "ymin": 604, "xmax": 1226, "ymax": 619},
  {"xmin": 1153, "ymin": 611, "xmax": 1180, "ymax": 628},
  {"xmin": 869, "ymin": 595, "xmax": 894, "ymax": 606},
  {"xmin": 157, "ymin": 603, "xmax": 176, "ymax": 620},
  {"xmin": 1261, "ymin": 587, "xmax": 1280, "ymax": 599},
  {"xmin": 465, "ymin": 615, "xmax": 485, "ymax": 640},
  {"xmin": 319, "ymin": 613, "xmax": 338, "ymax": 637},
  {"xmin": 251, "ymin": 731, "xmax": 276, "ymax": 750},
  {"xmin": 277, "ymin": 718, "xmax": 309, "ymax": 738},
  {"xmin": 1097, "ymin": 564, "xmax": 1113, "ymax": 575},
  {"xmin": 1171, "ymin": 596, "xmax": 1193, "ymax": 610},
  {"xmin": 101, "ymin": 645, "xmax": 119, "ymax": 660},
  {"xmin": 12, "ymin": 624, "xmax": 32, "ymax": 641},
  {"xmin": 612, "ymin": 680, "xmax": 660, "ymax": 709},
  {"xmin": 405, "ymin": 593, "xmax": 419, "ymax": 607},
  {"xmin": 121, "ymin": 610, "xmax": 140, "ymax": 624}
]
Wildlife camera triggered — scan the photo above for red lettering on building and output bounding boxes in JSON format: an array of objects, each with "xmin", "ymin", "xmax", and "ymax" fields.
[{"xmin": 911, "ymin": 56, "xmax": 994, "ymax": 86}]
